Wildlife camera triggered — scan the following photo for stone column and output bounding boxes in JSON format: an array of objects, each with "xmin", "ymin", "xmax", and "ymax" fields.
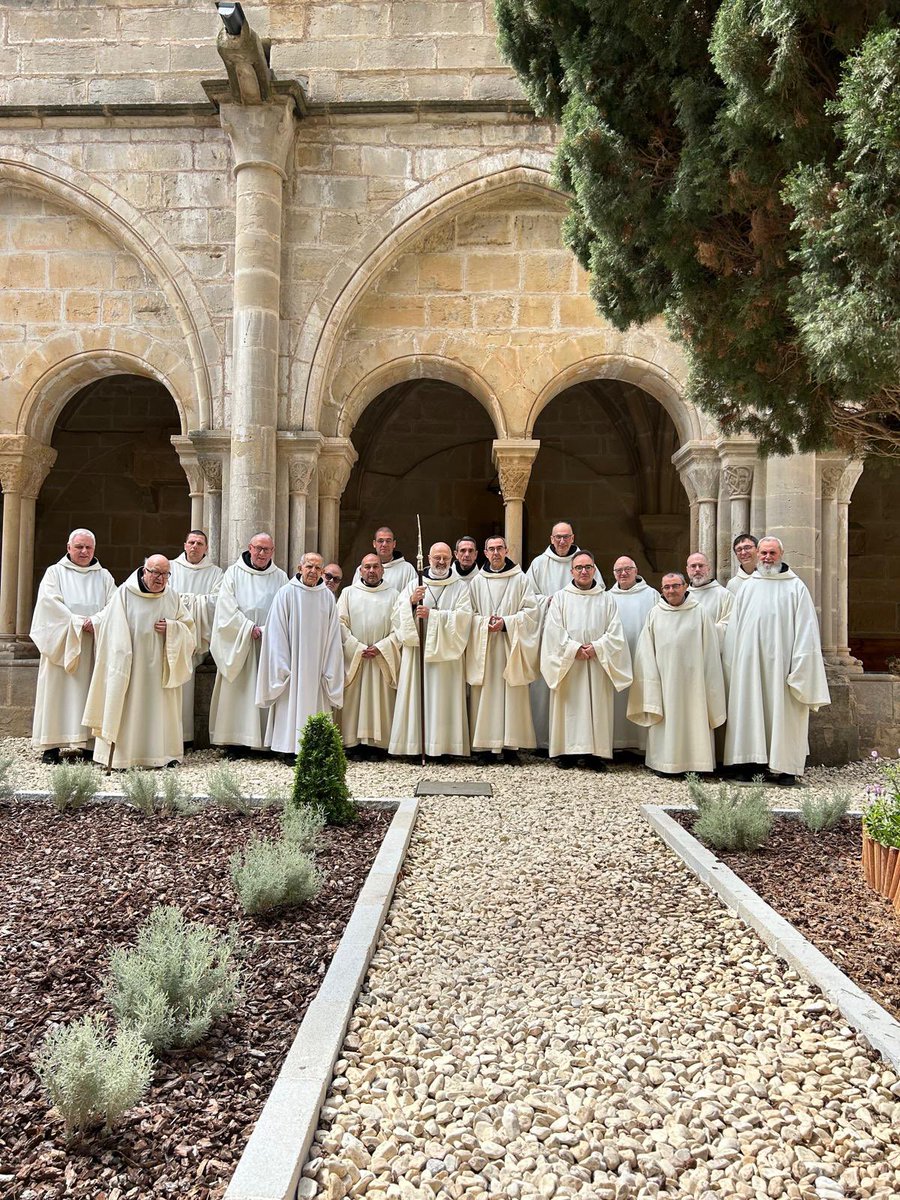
[
  {"xmin": 17, "ymin": 448, "xmax": 57, "ymax": 635},
  {"xmin": 317, "ymin": 438, "xmax": 358, "ymax": 564},
  {"xmin": 171, "ymin": 435, "xmax": 205, "ymax": 533},
  {"xmin": 716, "ymin": 438, "xmax": 757, "ymax": 580},
  {"xmin": 220, "ymin": 97, "xmax": 298, "ymax": 561},
  {"xmin": 199, "ymin": 456, "xmax": 224, "ymax": 566},
  {"xmin": 0, "ymin": 436, "xmax": 57, "ymax": 642},
  {"xmin": 764, "ymin": 453, "xmax": 817, "ymax": 598},
  {"xmin": 816, "ymin": 455, "xmax": 846, "ymax": 657},
  {"xmin": 492, "ymin": 439, "xmax": 540, "ymax": 565},
  {"xmin": 288, "ymin": 459, "xmax": 317, "ymax": 572},
  {"xmin": 276, "ymin": 431, "xmax": 323, "ymax": 574},
  {"xmin": 836, "ymin": 460, "xmax": 865, "ymax": 668},
  {"xmin": 672, "ymin": 443, "xmax": 720, "ymax": 573}
]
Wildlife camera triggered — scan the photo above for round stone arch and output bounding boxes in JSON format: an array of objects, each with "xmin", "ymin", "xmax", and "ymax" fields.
[
  {"xmin": 333, "ymin": 354, "xmax": 506, "ymax": 440},
  {"xmin": 525, "ymin": 351, "xmax": 700, "ymax": 447},
  {"xmin": 297, "ymin": 149, "xmax": 558, "ymax": 430},
  {"xmin": 0, "ymin": 154, "xmax": 215, "ymax": 429}
]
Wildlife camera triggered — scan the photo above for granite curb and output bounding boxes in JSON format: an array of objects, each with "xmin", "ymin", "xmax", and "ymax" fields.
[
  {"xmin": 14, "ymin": 791, "xmax": 401, "ymax": 809},
  {"xmin": 224, "ymin": 796, "xmax": 419, "ymax": 1200},
  {"xmin": 643, "ymin": 803, "xmax": 900, "ymax": 1071}
]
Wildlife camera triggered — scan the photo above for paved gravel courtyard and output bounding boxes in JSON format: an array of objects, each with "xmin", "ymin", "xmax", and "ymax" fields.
[{"xmin": 3, "ymin": 742, "xmax": 898, "ymax": 1198}]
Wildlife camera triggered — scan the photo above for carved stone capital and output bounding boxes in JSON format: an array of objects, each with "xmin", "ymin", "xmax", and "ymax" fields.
[
  {"xmin": 0, "ymin": 435, "xmax": 57, "ymax": 498},
  {"xmin": 723, "ymin": 465, "xmax": 753, "ymax": 499},
  {"xmin": 198, "ymin": 456, "xmax": 223, "ymax": 491},
  {"xmin": 318, "ymin": 438, "xmax": 358, "ymax": 501},
  {"xmin": 288, "ymin": 457, "xmax": 316, "ymax": 496},
  {"xmin": 837, "ymin": 460, "xmax": 864, "ymax": 504},
  {"xmin": 220, "ymin": 96, "xmax": 297, "ymax": 179},
  {"xmin": 820, "ymin": 466, "xmax": 843, "ymax": 500},
  {"xmin": 672, "ymin": 442, "xmax": 720, "ymax": 503},
  {"xmin": 492, "ymin": 439, "xmax": 540, "ymax": 504}
]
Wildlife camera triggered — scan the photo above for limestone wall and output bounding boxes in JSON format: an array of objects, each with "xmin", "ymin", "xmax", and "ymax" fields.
[
  {"xmin": 0, "ymin": 1, "xmax": 519, "ymax": 108},
  {"xmin": 848, "ymin": 457, "xmax": 900, "ymax": 667}
]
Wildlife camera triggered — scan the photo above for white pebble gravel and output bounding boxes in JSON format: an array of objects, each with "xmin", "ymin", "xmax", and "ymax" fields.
[{"xmin": 4, "ymin": 738, "xmax": 898, "ymax": 1199}]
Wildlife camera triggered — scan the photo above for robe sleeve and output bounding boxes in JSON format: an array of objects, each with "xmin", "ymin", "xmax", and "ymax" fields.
[
  {"xmin": 700, "ymin": 608, "xmax": 727, "ymax": 728},
  {"xmin": 321, "ymin": 602, "xmax": 345, "ymax": 709},
  {"xmin": 424, "ymin": 588, "xmax": 471, "ymax": 664},
  {"xmin": 786, "ymin": 586, "xmax": 831, "ymax": 711},
  {"xmin": 179, "ymin": 577, "xmax": 221, "ymax": 658},
  {"xmin": 162, "ymin": 598, "xmax": 196, "ymax": 689},
  {"xmin": 254, "ymin": 589, "xmax": 292, "ymax": 708},
  {"xmin": 465, "ymin": 614, "xmax": 491, "ymax": 687},
  {"xmin": 210, "ymin": 572, "xmax": 255, "ymax": 683},
  {"xmin": 540, "ymin": 594, "xmax": 580, "ymax": 690},
  {"xmin": 82, "ymin": 591, "xmax": 133, "ymax": 746},
  {"xmin": 29, "ymin": 566, "xmax": 88, "ymax": 675},
  {"xmin": 713, "ymin": 589, "xmax": 734, "ymax": 651},
  {"xmin": 627, "ymin": 616, "xmax": 664, "ymax": 726},
  {"xmin": 373, "ymin": 626, "xmax": 401, "ymax": 689},
  {"xmin": 339, "ymin": 592, "xmax": 366, "ymax": 688},
  {"xmin": 392, "ymin": 587, "xmax": 421, "ymax": 649},
  {"xmin": 502, "ymin": 580, "xmax": 542, "ymax": 687},
  {"xmin": 592, "ymin": 598, "xmax": 633, "ymax": 693}
]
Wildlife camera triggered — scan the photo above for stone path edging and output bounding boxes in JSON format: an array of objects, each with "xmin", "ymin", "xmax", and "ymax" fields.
[
  {"xmin": 14, "ymin": 790, "xmax": 401, "ymax": 809},
  {"xmin": 224, "ymin": 796, "xmax": 418, "ymax": 1200},
  {"xmin": 643, "ymin": 803, "xmax": 900, "ymax": 1071}
]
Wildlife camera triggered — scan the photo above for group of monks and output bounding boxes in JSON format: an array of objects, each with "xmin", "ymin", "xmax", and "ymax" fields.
[{"xmin": 29, "ymin": 521, "xmax": 828, "ymax": 781}]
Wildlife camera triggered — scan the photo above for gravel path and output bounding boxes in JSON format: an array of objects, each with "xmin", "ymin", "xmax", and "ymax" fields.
[{"xmin": 4, "ymin": 739, "xmax": 898, "ymax": 1197}]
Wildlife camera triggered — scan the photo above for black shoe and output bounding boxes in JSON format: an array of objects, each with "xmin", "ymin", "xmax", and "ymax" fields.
[
  {"xmin": 555, "ymin": 755, "xmax": 576, "ymax": 769},
  {"xmin": 588, "ymin": 757, "xmax": 608, "ymax": 773},
  {"xmin": 223, "ymin": 746, "xmax": 244, "ymax": 760},
  {"xmin": 501, "ymin": 748, "xmax": 521, "ymax": 765},
  {"xmin": 41, "ymin": 748, "xmax": 60, "ymax": 764},
  {"xmin": 165, "ymin": 760, "xmax": 179, "ymax": 769},
  {"xmin": 769, "ymin": 771, "xmax": 800, "ymax": 787}
]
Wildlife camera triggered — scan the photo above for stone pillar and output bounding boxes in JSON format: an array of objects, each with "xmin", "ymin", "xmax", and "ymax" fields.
[
  {"xmin": 276, "ymin": 431, "xmax": 323, "ymax": 574},
  {"xmin": 0, "ymin": 436, "xmax": 57, "ymax": 642},
  {"xmin": 837, "ymin": 460, "xmax": 865, "ymax": 668},
  {"xmin": 764, "ymin": 453, "xmax": 817, "ymax": 598},
  {"xmin": 672, "ymin": 443, "xmax": 720, "ymax": 573},
  {"xmin": 816, "ymin": 455, "xmax": 846, "ymax": 657},
  {"xmin": 716, "ymin": 439, "xmax": 757, "ymax": 581},
  {"xmin": 317, "ymin": 438, "xmax": 358, "ymax": 564},
  {"xmin": 199, "ymin": 456, "xmax": 224, "ymax": 566},
  {"xmin": 171, "ymin": 435, "xmax": 205, "ymax": 534},
  {"xmin": 492, "ymin": 439, "xmax": 540, "ymax": 565},
  {"xmin": 220, "ymin": 97, "xmax": 298, "ymax": 561}
]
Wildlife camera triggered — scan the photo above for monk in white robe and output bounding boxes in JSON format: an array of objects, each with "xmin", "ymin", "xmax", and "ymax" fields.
[
  {"xmin": 30, "ymin": 528, "xmax": 116, "ymax": 760},
  {"xmin": 467, "ymin": 536, "xmax": 541, "ymax": 758},
  {"xmin": 338, "ymin": 554, "xmax": 400, "ymax": 752},
  {"xmin": 609, "ymin": 557, "xmax": 659, "ymax": 754},
  {"xmin": 169, "ymin": 530, "xmax": 223, "ymax": 743},
  {"xmin": 451, "ymin": 535, "xmax": 480, "ymax": 586},
  {"xmin": 390, "ymin": 543, "xmax": 472, "ymax": 758},
  {"xmin": 525, "ymin": 522, "xmax": 591, "ymax": 750},
  {"xmin": 209, "ymin": 533, "xmax": 288, "ymax": 751},
  {"xmin": 687, "ymin": 552, "xmax": 734, "ymax": 649},
  {"xmin": 256, "ymin": 553, "xmax": 344, "ymax": 756},
  {"xmin": 724, "ymin": 537, "xmax": 830, "ymax": 781},
  {"xmin": 83, "ymin": 555, "xmax": 195, "ymax": 769},
  {"xmin": 726, "ymin": 534, "xmax": 759, "ymax": 597},
  {"xmin": 367, "ymin": 525, "xmax": 417, "ymax": 592},
  {"xmin": 628, "ymin": 574, "xmax": 726, "ymax": 776},
  {"xmin": 541, "ymin": 553, "xmax": 632, "ymax": 767}
]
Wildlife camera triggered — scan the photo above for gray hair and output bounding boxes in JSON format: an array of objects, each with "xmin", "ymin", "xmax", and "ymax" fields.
[
  {"xmin": 68, "ymin": 527, "xmax": 96, "ymax": 543},
  {"xmin": 759, "ymin": 535, "xmax": 784, "ymax": 552}
]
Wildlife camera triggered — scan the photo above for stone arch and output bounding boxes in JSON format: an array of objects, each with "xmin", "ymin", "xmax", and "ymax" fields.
[
  {"xmin": 526, "ymin": 351, "xmax": 700, "ymax": 447},
  {"xmin": 12, "ymin": 332, "xmax": 197, "ymax": 443},
  {"xmin": 0, "ymin": 153, "xmax": 215, "ymax": 429},
  {"xmin": 298, "ymin": 150, "xmax": 559, "ymax": 430},
  {"xmin": 333, "ymin": 354, "xmax": 506, "ymax": 439}
]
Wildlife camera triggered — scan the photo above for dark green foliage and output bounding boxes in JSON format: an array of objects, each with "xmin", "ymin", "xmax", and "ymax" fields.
[
  {"xmin": 495, "ymin": 0, "xmax": 900, "ymax": 455},
  {"xmin": 291, "ymin": 713, "xmax": 357, "ymax": 826}
]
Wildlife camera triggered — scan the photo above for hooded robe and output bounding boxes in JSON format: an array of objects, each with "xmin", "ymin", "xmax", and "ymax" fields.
[
  {"xmin": 723, "ymin": 567, "xmax": 830, "ymax": 776},
  {"xmin": 628, "ymin": 595, "xmax": 726, "ymax": 775},
  {"xmin": 389, "ymin": 572, "xmax": 472, "ymax": 757},
  {"xmin": 467, "ymin": 563, "xmax": 541, "ymax": 752},
  {"xmin": 609, "ymin": 577, "xmax": 660, "ymax": 753},
  {"xmin": 689, "ymin": 577, "xmax": 734, "ymax": 650},
  {"xmin": 256, "ymin": 577, "xmax": 344, "ymax": 755},
  {"xmin": 338, "ymin": 577, "xmax": 400, "ymax": 750},
  {"xmin": 82, "ymin": 569, "xmax": 196, "ymax": 769},
  {"xmin": 541, "ymin": 582, "xmax": 633, "ymax": 759},
  {"xmin": 209, "ymin": 554, "xmax": 288, "ymax": 748},
  {"xmin": 726, "ymin": 567, "xmax": 755, "ymax": 597},
  {"xmin": 169, "ymin": 553, "xmax": 223, "ymax": 742},
  {"xmin": 371, "ymin": 553, "xmax": 417, "ymax": 594},
  {"xmin": 30, "ymin": 556, "xmax": 116, "ymax": 752}
]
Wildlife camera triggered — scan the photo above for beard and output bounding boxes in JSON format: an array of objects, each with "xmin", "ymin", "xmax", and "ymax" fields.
[
  {"xmin": 690, "ymin": 573, "xmax": 710, "ymax": 587},
  {"xmin": 758, "ymin": 562, "xmax": 781, "ymax": 578},
  {"xmin": 429, "ymin": 566, "xmax": 450, "ymax": 578}
]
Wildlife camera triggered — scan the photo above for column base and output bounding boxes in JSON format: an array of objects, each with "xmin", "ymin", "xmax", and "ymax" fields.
[{"xmin": 0, "ymin": 634, "xmax": 38, "ymax": 660}]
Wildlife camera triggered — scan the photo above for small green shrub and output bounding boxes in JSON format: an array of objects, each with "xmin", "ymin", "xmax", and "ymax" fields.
[
  {"xmin": 105, "ymin": 905, "xmax": 241, "ymax": 1052},
  {"xmin": 206, "ymin": 764, "xmax": 252, "ymax": 815},
  {"xmin": 157, "ymin": 772, "xmax": 193, "ymax": 816},
  {"xmin": 292, "ymin": 713, "xmax": 357, "ymax": 826},
  {"xmin": 34, "ymin": 1014, "xmax": 153, "ymax": 1137},
  {"xmin": 801, "ymin": 790, "xmax": 851, "ymax": 833},
  {"xmin": 230, "ymin": 836, "xmax": 322, "ymax": 915},
  {"xmin": 863, "ymin": 789, "xmax": 900, "ymax": 848},
  {"xmin": 688, "ymin": 775, "xmax": 773, "ymax": 852},
  {"xmin": 49, "ymin": 762, "xmax": 101, "ymax": 813},
  {"xmin": 281, "ymin": 802, "xmax": 325, "ymax": 851},
  {"xmin": 122, "ymin": 768, "xmax": 158, "ymax": 815},
  {"xmin": 0, "ymin": 752, "xmax": 14, "ymax": 799}
]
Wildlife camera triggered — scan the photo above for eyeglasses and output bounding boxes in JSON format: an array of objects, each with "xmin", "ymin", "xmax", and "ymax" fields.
[
  {"xmin": 144, "ymin": 569, "xmax": 170, "ymax": 578},
  {"xmin": 551, "ymin": 534, "xmax": 574, "ymax": 541},
  {"xmin": 613, "ymin": 567, "xmax": 636, "ymax": 574},
  {"xmin": 324, "ymin": 573, "xmax": 341, "ymax": 582},
  {"xmin": 573, "ymin": 565, "xmax": 594, "ymax": 572}
]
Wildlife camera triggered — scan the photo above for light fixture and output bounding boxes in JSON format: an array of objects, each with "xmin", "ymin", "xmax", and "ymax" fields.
[{"xmin": 215, "ymin": 2, "xmax": 245, "ymax": 36}]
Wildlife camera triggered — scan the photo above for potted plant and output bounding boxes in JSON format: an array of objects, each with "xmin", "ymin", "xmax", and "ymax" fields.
[{"xmin": 862, "ymin": 757, "xmax": 900, "ymax": 904}]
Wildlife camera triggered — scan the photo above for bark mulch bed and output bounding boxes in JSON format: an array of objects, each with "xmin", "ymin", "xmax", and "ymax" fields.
[
  {"xmin": 0, "ymin": 799, "xmax": 392, "ymax": 1200},
  {"xmin": 672, "ymin": 810, "xmax": 900, "ymax": 1023}
]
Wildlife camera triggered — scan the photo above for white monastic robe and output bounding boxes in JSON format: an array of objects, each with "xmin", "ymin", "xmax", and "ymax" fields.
[
  {"xmin": 256, "ymin": 577, "xmax": 344, "ymax": 755},
  {"xmin": 627, "ymin": 595, "xmax": 726, "ymax": 775},
  {"xmin": 467, "ymin": 563, "xmax": 542, "ymax": 751},
  {"xmin": 610, "ymin": 577, "xmax": 660, "ymax": 753},
  {"xmin": 689, "ymin": 578, "xmax": 734, "ymax": 649},
  {"xmin": 724, "ymin": 567, "xmax": 830, "ymax": 777},
  {"xmin": 389, "ymin": 572, "xmax": 472, "ymax": 757},
  {"xmin": 209, "ymin": 555, "xmax": 288, "ymax": 748},
  {"xmin": 169, "ymin": 553, "xmax": 223, "ymax": 742},
  {"xmin": 451, "ymin": 563, "xmax": 480, "ymax": 588},
  {"xmin": 338, "ymin": 578, "xmax": 400, "ymax": 750},
  {"xmin": 525, "ymin": 546, "xmax": 588, "ymax": 750},
  {"xmin": 377, "ymin": 554, "xmax": 417, "ymax": 593},
  {"xmin": 83, "ymin": 571, "xmax": 196, "ymax": 769},
  {"xmin": 30, "ymin": 556, "xmax": 116, "ymax": 752},
  {"xmin": 726, "ymin": 567, "xmax": 755, "ymax": 597},
  {"xmin": 540, "ymin": 582, "xmax": 633, "ymax": 759}
]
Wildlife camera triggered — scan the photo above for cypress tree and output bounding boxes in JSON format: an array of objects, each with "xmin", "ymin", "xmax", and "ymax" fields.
[{"xmin": 291, "ymin": 712, "xmax": 357, "ymax": 826}]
